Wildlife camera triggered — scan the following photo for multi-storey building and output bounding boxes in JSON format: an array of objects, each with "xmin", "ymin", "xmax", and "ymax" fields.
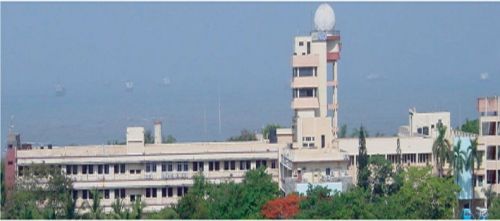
[
  {"xmin": 277, "ymin": 3, "xmax": 351, "ymax": 195},
  {"xmin": 478, "ymin": 96, "xmax": 500, "ymax": 199},
  {"xmin": 3, "ymin": 3, "xmax": 352, "ymax": 213}
]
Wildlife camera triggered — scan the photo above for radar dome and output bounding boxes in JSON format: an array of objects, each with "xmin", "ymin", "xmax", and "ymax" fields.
[{"xmin": 314, "ymin": 4, "xmax": 336, "ymax": 32}]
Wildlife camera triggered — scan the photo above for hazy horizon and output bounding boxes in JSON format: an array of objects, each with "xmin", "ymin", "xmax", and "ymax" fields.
[{"xmin": 2, "ymin": 3, "xmax": 499, "ymax": 146}]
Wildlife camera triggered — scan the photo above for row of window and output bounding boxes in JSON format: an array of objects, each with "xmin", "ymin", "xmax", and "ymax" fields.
[
  {"xmin": 350, "ymin": 153, "xmax": 432, "ymax": 166},
  {"xmin": 74, "ymin": 187, "xmax": 189, "ymax": 202},
  {"xmin": 19, "ymin": 160, "xmax": 277, "ymax": 177}
]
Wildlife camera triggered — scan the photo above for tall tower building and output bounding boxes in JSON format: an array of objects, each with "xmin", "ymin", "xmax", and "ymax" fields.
[
  {"xmin": 291, "ymin": 4, "xmax": 341, "ymax": 149},
  {"xmin": 278, "ymin": 4, "xmax": 351, "ymax": 195}
]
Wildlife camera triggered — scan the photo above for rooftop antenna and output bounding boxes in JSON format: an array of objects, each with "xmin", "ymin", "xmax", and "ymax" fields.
[
  {"xmin": 9, "ymin": 115, "xmax": 15, "ymax": 133},
  {"xmin": 218, "ymin": 87, "xmax": 222, "ymax": 137},
  {"xmin": 203, "ymin": 105, "xmax": 208, "ymax": 140}
]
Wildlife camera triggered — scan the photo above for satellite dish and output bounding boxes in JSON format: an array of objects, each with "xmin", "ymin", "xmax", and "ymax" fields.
[{"xmin": 314, "ymin": 4, "xmax": 336, "ymax": 32}]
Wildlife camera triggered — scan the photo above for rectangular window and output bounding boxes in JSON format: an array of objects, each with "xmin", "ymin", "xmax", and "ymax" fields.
[
  {"xmin": 240, "ymin": 161, "xmax": 246, "ymax": 170},
  {"xmin": 104, "ymin": 165, "xmax": 109, "ymax": 174},
  {"xmin": 298, "ymin": 41, "xmax": 303, "ymax": 46},
  {"xmin": 120, "ymin": 189, "xmax": 126, "ymax": 199},
  {"xmin": 177, "ymin": 163, "xmax": 182, "ymax": 172},
  {"xmin": 326, "ymin": 168, "xmax": 331, "ymax": 176},
  {"xmin": 82, "ymin": 165, "xmax": 88, "ymax": 174},
  {"xmin": 193, "ymin": 162, "xmax": 198, "ymax": 172},
  {"xmin": 487, "ymin": 170, "xmax": 497, "ymax": 184},
  {"xmin": 104, "ymin": 190, "xmax": 110, "ymax": 199},
  {"xmin": 168, "ymin": 187, "xmax": 173, "ymax": 197},
  {"xmin": 146, "ymin": 163, "xmax": 151, "ymax": 172},
  {"xmin": 350, "ymin": 156, "xmax": 355, "ymax": 166},
  {"xmin": 162, "ymin": 163, "xmax": 167, "ymax": 172},
  {"xmin": 168, "ymin": 163, "xmax": 173, "ymax": 172},
  {"xmin": 72, "ymin": 165, "xmax": 78, "ymax": 175},
  {"xmin": 482, "ymin": 122, "xmax": 497, "ymax": 136},
  {"xmin": 209, "ymin": 161, "xmax": 214, "ymax": 171},
  {"xmin": 199, "ymin": 162, "xmax": 204, "ymax": 171},
  {"xmin": 177, "ymin": 187, "xmax": 183, "ymax": 197},
  {"xmin": 162, "ymin": 188, "xmax": 167, "ymax": 197},
  {"xmin": 152, "ymin": 163, "xmax": 157, "ymax": 172},
  {"xmin": 306, "ymin": 41, "xmax": 311, "ymax": 54},
  {"xmin": 146, "ymin": 188, "xmax": 151, "ymax": 198},
  {"xmin": 130, "ymin": 195, "xmax": 136, "ymax": 202},
  {"xmin": 130, "ymin": 170, "xmax": 135, "ymax": 174},
  {"xmin": 256, "ymin": 160, "xmax": 261, "ymax": 169},
  {"xmin": 114, "ymin": 164, "xmax": 119, "ymax": 174},
  {"xmin": 478, "ymin": 175, "xmax": 484, "ymax": 187},
  {"xmin": 73, "ymin": 190, "xmax": 78, "ymax": 200},
  {"xmin": 246, "ymin": 160, "xmax": 251, "ymax": 170},
  {"xmin": 88, "ymin": 165, "xmax": 94, "ymax": 174},
  {"xmin": 321, "ymin": 135, "xmax": 325, "ymax": 148},
  {"xmin": 183, "ymin": 162, "xmax": 188, "ymax": 171},
  {"xmin": 230, "ymin": 161, "xmax": 236, "ymax": 170},
  {"xmin": 215, "ymin": 162, "xmax": 220, "ymax": 171},
  {"xmin": 66, "ymin": 165, "xmax": 72, "ymax": 175},
  {"xmin": 120, "ymin": 164, "xmax": 126, "ymax": 173},
  {"xmin": 98, "ymin": 165, "xmax": 103, "ymax": 174},
  {"xmin": 184, "ymin": 187, "xmax": 189, "ymax": 195},
  {"xmin": 152, "ymin": 188, "xmax": 157, "ymax": 198},
  {"xmin": 487, "ymin": 146, "xmax": 497, "ymax": 160},
  {"xmin": 271, "ymin": 160, "xmax": 277, "ymax": 169},
  {"xmin": 82, "ymin": 190, "xmax": 88, "ymax": 199},
  {"xmin": 115, "ymin": 189, "xmax": 119, "ymax": 199}
]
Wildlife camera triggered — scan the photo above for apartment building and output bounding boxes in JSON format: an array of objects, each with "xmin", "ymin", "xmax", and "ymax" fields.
[{"xmin": 478, "ymin": 96, "xmax": 500, "ymax": 198}]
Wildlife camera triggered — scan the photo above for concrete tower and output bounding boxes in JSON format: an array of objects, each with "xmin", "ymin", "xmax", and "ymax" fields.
[{"xmin": 291, "ymin": 3, "xmax": 341, "ymax": 149}]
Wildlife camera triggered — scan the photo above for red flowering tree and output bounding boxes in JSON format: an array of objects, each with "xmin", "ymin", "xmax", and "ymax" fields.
[{"xmin": 261, "ymin": 194, "xmax": 300, "ymax": 219}]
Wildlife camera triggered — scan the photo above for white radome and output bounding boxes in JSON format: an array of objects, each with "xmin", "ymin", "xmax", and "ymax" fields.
[{"xmin": 314, "ymin": 3, "xmax": 336, "ymax": 32}]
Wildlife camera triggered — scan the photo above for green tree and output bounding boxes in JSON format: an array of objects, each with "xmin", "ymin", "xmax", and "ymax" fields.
[
  {"xmin": 109, "ymin": 199, "xmax": 130, "ymax": 219},
  {"xmin": 464, "ymin": 138, "xmax": 482, "ymax": 209},
  {"xmin": 450, "ymin": 139, "xmax": 466, "ymax": 184},
  {"xmin": 146, "ymin": 207, "xmax": 179, "ymax": 219},
  {"xmin": 130, "ymin": 199, "xmax": 146, "ymax": 219},
  {"xmin": 3, "ymin": 163, "xmax": 75, "ymax": 219},
  {"xmin": 262, "ymin": 124, "xmax": 282, "ymax": 140},
  {"xmin": 176, "ymin": 175, "xmax": 209, "ymax": 219},
  {"xmin": 330, "ymin": 187, "xmax": 376, "ymax": 219},
  {"xmin": 207, "ymin": 182, "xmax": 244, "ymax": 218},
  {"xmin": 240, "ymin": 167, "xmax": 280, "ymax": 218},
  {"xmin": 144, "ymin": 130, "xmax": 154, "ymax": 144},
  {"xmin": 357, "ymin": 126, "xmax": 370, "ymax": 189},
  {"xmin": 489, "ymin": 195, "xmax": 500, "ymax": 219},
  {"xmin": 227, "ymin": 129, "xmax": 257, "ymax": 141},
  {"xmin": 460, "ymin": 118, "xmax": 479, "ymax": 134},
  {"xmin": 163, "ymin": 135, "xmax": 177, "ymax": 143},
  {"xmin": 368, "ymin": 155, "xmax": 394, "ymax": 198},
  {"xmin": 482, "ymin": 184, "xmax": 497, "ymax": 209},
  {"xmin": 82, "ymin": 189, "xmax": 103, "ymax": 219},
  {"xmin": 432, "ymin": 124, "xmax": 451, "ymax": 177},
  {"xmin": 338, "ymin": 124, "xmax": 348, "ymax": 138},
  {"xmin": 393, "ymin": 167, "xmax": 460, "ymax": 219},
  {"xmin": 296, "ymin": 185, "xmax": 333, "ymax": 219}
]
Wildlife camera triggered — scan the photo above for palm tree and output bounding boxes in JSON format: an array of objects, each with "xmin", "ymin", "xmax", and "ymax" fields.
[
  {"xmin": 482, "ymin": 184, "xmax": 498, "ymax": 208},
  {"xmin": 432, "ymin": 124, "xmax": 451, "ymax": 178},
  {"xmin": 450, "ymin": 139, "xmax": 466, "ymax": 184},
  {"xmin": 464, "ymin": 138, "xmax": 482, "ymax": 210}
]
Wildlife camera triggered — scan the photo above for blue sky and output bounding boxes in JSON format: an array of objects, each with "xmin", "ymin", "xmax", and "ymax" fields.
[{"xmin": 2, "ymin": 3, "xmax": 499, "ymax": 145}]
